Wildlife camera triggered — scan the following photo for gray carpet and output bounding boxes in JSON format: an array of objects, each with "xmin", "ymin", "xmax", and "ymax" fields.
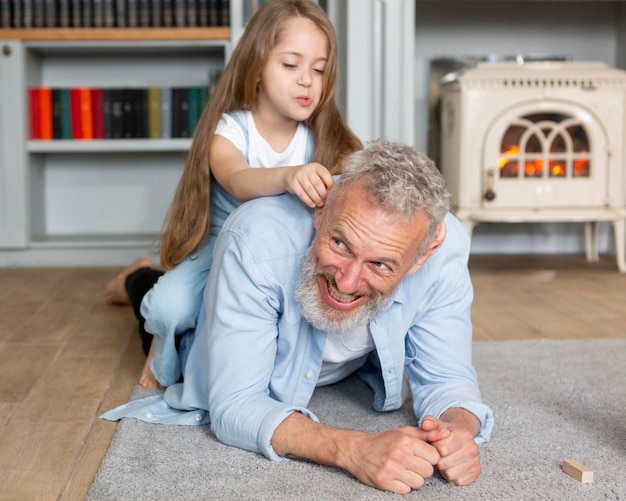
[{"xmin": 88, "ymin": 338, "xmax": 626, "ymax": 500}]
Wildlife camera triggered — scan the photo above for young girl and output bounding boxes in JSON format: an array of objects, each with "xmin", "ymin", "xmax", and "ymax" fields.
[{"xmin": 105, "ymin": 0, "xmax": 361, "ymax": 388}]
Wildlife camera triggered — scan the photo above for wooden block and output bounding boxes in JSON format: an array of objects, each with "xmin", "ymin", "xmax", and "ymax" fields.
[{"xmin": 562, "ymin": 458, "xmax": 594, "ymax": 483}]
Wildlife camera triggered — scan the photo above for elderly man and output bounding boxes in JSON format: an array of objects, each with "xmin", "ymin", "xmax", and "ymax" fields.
[{"xmin": 103, "ymin": 139, "xmax": 493, "ymax": 494}]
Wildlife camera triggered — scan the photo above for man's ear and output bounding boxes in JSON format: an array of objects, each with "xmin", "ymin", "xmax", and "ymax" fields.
[
  {"xmin": 408, "ymin": 222, "xmax": 447, "ymax": 275},
  {"xmin": 313, "ymin": 205, "xmax": 324, "ymax": 230}
]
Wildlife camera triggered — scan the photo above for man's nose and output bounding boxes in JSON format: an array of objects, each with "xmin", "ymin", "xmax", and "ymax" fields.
[{"xmin": 334, "ymin": 261, "xmax": 362, "ymax": 294}]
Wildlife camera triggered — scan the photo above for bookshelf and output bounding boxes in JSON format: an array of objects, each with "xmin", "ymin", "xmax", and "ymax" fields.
[{"xmin": 0, "ymin": 24, "xmax": 233, "ymax": 264}]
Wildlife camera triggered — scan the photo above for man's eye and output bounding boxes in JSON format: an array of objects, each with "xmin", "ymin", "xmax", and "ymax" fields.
[
  {"xmin": 332, "ymin": 237, "xmax": 346, "ymax": 249},
  {"xmin": 372, "ymin": 262, "xmax": 390, "ymax": 271}
]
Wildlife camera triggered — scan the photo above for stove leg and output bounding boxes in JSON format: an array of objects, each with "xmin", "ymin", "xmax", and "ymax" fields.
[
  {"xmin": 612, "ymin": 219, "xmax": 626, "ymax": 273},
  {"xmin": 584, "ymin": 222, "xmax": 599, "ymax": 263}
]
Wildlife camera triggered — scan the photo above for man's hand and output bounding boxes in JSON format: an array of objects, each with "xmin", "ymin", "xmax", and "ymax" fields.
[
  {"xmin": 340, "ymin": 426, "xmax": 450, "ymax": 494},
  {"xmin": 421, "ymin": 409, "xmax": 482, "ymax": 486},
  {"xmin": 272, "ymin": 412, "xmax": 451, "ymax": 495}
]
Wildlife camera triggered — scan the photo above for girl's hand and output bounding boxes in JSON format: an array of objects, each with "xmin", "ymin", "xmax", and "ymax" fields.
[{"xmin": 285, "ymin": 163, "xmax": 334, "ymax": 208}]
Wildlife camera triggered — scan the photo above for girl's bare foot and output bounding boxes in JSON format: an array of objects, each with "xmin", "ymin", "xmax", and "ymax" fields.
[
  {"xmin": 103, "ymin": 257, "xmax": 154, "ymax": 305},
  {"xmin": 139, "ymin": 342, "xmax": 164, "ymax": 389}
]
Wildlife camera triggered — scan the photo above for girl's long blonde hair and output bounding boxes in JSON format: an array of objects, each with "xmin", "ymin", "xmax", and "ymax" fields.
[{"xmin": 159, "ymin": 0, "xmax": 362, "ymax": 269}]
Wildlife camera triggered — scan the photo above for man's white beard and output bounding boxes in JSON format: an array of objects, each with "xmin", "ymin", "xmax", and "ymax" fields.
[{"xmin": 294, "ymin": 249, "xmax": 392, "ymax": 334}]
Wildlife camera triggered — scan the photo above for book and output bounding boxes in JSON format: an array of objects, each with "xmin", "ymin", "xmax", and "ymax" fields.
[
  {"xmin": 150, "ymin": 0, "xmax": 161, "ymax": 26},
  {"xmin": 71, "ymin": 0, "xmax": 81, "ymax": 26},
  {"xmin": 161, "ymin": 0, "xmax": 172, "ymax": 26},
  {"xmin": 148, "ymin": 87, "xmax": 161, "ymax": 139},
  {"xmin": 207, "ymin": 0, "xmax": 217, "ymax": 26},
  {"xmin": 59, "ymin": 88, "xmax": 72, "ymax": 139},
  {"xmin": 22, "ymin": 0, "xmax": 33, "ymax": 27},
  {"xmin": 33, "ymin": 0, "xmax": 44, "ymax": 27},
  {"xmin": 197, "ymin": 0, "xmax": 207, "ymax": 26},
  {"xmin": 39, "ymin": 87, "xmax": 53, "ymax": 140},
  {"xmin": 114, "ymin": 0, "xmax": 124, "ymax": 26},
  {"xmin": 44, "ymin": 0, "xmax": 56, "ymax": 26},
  {"xmin": 171, "ymin": 87, "xmax": 189, "ymax": 138},
  {"xmin": 91, "ymin": 88, "xmax": 104, "ymax": 139},
  {"xmin": 188, "ymin": 86, "xmax": 208, "ymax": 137},
  {"xmin": 108, "ymin": 88, "xmax": 124, "ymax": 138},
  {"xmin": 186, "ymin": 0, "xmax": 196, "ymax": 26},
  {"xmin": 12, "ymin": 0, "xmax": 22, "ymax": 28},
  {"xmin": 58, "ymin": 0, "xmax": 70, "ymax": 26},
  {"xmin": 127, "ymin": 0, "xmax": 137, "ymax": 26},
  {"xmin": 218, "ymin": 0, "xmax": 227, "ymax": 26},
  {"xmin": 29, "ymin": 88, "xmax": 42, "ymax": 139},
  {"xmin": 160, "ymin": 86, "xmax": 171, "ymax": 138},
  {"xmin": 139, "ymin": 0, "xmax": 149, "ymax": 26},
  {"xmin": 82, "ymin": 0, "xmax": 92, "ymax": 27},
  {"xmin": 103, "ymin": 0, "xmax": 114, "ymax": 26},
  {"xmin": 121, "ymin": 88, "xmax": 135, "ymax": 138},
  {"xmin": 28, "ymin": 88, "xmax": 52, "ymax": 140},
  {"xmin": 174, "ymin": 0, "xmax": 184, "ymax": 26},
  {"xmin": 52, "ymin": 89, "xmax": 62, "ymax": 139},
  {"xmin": 79, "ymin": 87, "xmax": 93, "ymax": 139},
  {"xmin": 70, "ymin": 88, "xmax": 83, "ymax": 139},
  {"xmin": 1, "ymin": 0, "xmax": 11, "ymax": 27},
  {"xmin": 135, "ymin": 88, "xmax": 149, "ymax": 138},
  {"xmin": 93, "ymin": 0, "xmax": 104, "ymax": 26}
]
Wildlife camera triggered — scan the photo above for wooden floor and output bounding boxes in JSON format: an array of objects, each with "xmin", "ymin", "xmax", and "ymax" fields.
[{"xmin": 1, "ymin": 254, "xmax": 625, "ymax": 500}]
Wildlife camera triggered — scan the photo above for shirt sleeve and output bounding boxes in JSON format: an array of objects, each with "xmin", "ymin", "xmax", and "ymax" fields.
[
  {"xmin": 214, "ymin": 111, "xmax": 247, "ymax": 155},
  {"xmin": 404, "ymin": 218, "xmax": 494, "ymax": 444},
  {"xmin": 204, "ymin": 224, "xmax": 319, "ymax": 460}
]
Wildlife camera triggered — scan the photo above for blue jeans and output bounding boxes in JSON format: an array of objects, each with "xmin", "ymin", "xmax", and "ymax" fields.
[{"xmin": 140, "ymin": 235, "xmax": 215, "ymax": 386}]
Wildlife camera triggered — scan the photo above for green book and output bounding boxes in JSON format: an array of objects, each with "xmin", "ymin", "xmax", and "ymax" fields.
[
  {"xmin": 188, "ymin": 87, "xmax": 202, "ymax": 137},
  {"xmin": 59, "ymin": 88, "xmax": 72, "ymax": 139}
]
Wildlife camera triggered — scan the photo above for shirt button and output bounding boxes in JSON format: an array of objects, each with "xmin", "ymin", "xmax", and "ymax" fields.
[
  {"xmin": 145, "ymin": 412, "xmax": 153, "ymax": 419},
  {"xmin": 195, "ymin": 413, "xmax": 203, "ymax": 421},
  {"xmin": 305, "ymin": 371, "xmax": 314, "ymax": 380}
]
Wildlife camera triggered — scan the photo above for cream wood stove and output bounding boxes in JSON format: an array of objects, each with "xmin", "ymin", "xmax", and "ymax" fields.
[{"xmin": 440, "ymin": 59, "xmax": 626, "ymax": 272}]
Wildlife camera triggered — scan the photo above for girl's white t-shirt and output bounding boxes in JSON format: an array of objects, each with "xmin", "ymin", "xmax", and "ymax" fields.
[{"xmin": 214, "ymin": 110, "xmax": 312, "ymax": 168}]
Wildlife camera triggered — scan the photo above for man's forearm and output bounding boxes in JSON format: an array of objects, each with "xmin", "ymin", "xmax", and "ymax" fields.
[{"xmin": 271, "ymin": 411, "xmax": 361, "ymax": 467}]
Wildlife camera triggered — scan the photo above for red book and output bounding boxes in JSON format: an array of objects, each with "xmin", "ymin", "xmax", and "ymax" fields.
[
  {"xmin": 70, "ymin": 88, "xmax": 83, "ymax": 139},
  {"xmin": 30, "ymin": 88, "xmax": 42, "ymax": 139},
  {"xmin": 91, "ymin": 88, "xmax": 104, "ymax": 139},
  {"xmin": 39, "ymin": 87, "xmax": 53, "ymax": 140},
  {"xmin": 79, "ymin": 88, "xmax": 93, "ymax": 140}
]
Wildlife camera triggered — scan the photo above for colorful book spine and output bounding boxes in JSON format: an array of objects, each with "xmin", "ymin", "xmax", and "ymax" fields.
[
  {"xmin": 29, "ymin": 88, "xmax": 41, "ymax": 139},
  {"xmin": 160, "ymin": 86, "xmax": 171, "ymax": 138},
  {"xmin": 59, "ymin": 88, "xmax": 72, "ymax": 139},
  {"xmin": 79, "ymin": 87, "xmax": 93, "ymax": 139},
  {"xmin": 52, "ymin": 89, "xmax": 63, "ymax": 139},
  {"xmin": 91, "ymin": 88, "xmax": 105, "ymax": 139},
  {"xmin": 39, "ymin": 87, "xmax": 53, "ymax": 140},
  {"xmin": 70, "ymin": 88, "xmax": 83, "ymax": 139},
  {"xmin": 148, "ymin": 87, "xmax": 161, "ymax": 139}
]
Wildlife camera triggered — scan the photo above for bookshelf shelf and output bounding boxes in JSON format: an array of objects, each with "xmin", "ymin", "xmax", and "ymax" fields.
[
  {"xmin": 0, "ymin": 27, "xmax": 231, "ymax": 41},
  {"xmin": 27, "ymin": 138, "xmax": 193, "ymax": 153}
]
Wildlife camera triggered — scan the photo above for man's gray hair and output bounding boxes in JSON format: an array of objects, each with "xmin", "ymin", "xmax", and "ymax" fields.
[{"xmin": 332, "ymin": 139, "xmax": 451, "ymax": 255}]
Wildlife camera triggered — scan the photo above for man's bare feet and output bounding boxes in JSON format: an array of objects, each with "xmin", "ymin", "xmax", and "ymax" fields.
[
  {"xmin": 103, "ymin": 257, "xmax": 154, "ymax": 305},
  {"xmin": 139, "ymin": 341, "xmax": 164, "ymax": 389}
]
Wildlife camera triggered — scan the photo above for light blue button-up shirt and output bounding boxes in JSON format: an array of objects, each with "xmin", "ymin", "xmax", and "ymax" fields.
[{"xmin": 102, "ymin": 193, "xmax": 494, "ymax": 460}]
